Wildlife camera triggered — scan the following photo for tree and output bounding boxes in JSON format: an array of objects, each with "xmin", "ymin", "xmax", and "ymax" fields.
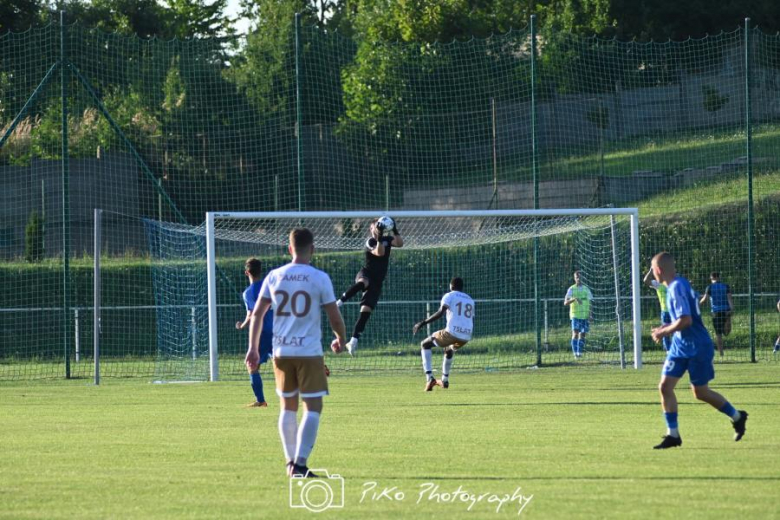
[
  {"xmin": 338, "ymin": 0, "xmax": 533, "ymax": 186},
  {"xmin": 24, "ymin": 209, "xmax": 44, "ymax": 262},
  {"xmin": 0, "ymin": 0, "xmax": 46, "ymax": 34},
  {"xmin": 42, "ymin": 0, "xmax": 172, "ymax": 38},
  {"xmin": 230, "ymin": 0, "xmax": 316, "ymax": 121},
  {"xmin": 166, "ymin": 0, "xmax": 234, "ymax": 39}
]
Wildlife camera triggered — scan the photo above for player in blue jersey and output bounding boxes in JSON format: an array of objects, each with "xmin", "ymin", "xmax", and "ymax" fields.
[
  {"xmin": 699, "ymin": 272, "xmax": 734, "ymax": 357},
  {"xmin": 774, "ymin": 297, "xmax": 780, "ymax": 353},
  {"xmin": 650, "ymin": 252, "xmax": 748, "ymax": 449},
  {"xmin": 237, "ymin": 258, "xmax": 274, "ymax": 408}
]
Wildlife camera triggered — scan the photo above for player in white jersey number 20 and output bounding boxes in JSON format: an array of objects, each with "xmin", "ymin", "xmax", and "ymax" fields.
[{"xmin": 246, "ymin": 228, "xmax": 347, "ymax": 479}]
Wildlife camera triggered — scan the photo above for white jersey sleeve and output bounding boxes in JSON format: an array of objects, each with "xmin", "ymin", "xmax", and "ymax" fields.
[
  {"xmin": 441, "ymin": 291, "xmax": 475, "ymax": 341},
  {"xmin": 263, "ymin": 263, "xmax": 336, "ymax": 358}
]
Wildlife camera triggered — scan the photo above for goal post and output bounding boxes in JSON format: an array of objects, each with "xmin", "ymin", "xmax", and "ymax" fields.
[{"xmin": 206, "ymin": 208, "xmax": 643, "ymax": 380}]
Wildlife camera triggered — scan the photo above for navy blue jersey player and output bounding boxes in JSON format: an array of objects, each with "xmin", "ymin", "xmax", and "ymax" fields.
[
  {"xmin": 699, "ymin": 272, "xmax": 734, "ymax": 357},
  {"xmin": 650, "ymin": 252, "xmax": 748, "ymax": 449},
  {"xmin": 336, "ymin": 217, "xmax": 403, "ymax": 355},
  {"xmin": 237, "ymin": 258, "xmax": 274, "ymax": 407}
]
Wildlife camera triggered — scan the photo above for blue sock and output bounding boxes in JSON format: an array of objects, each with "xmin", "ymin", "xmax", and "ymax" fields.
[
  {"xmin": 250, "ymin": 371, "xmax": 265, "ymax": 403},
  {"xmin": 664, "ymin": 412, "xmax": 678, "ymax": 429},
  {"xmin": 578, "ymin": 339, "xmax": 585, "ymax": 353},
  {"xmin": 571, "ymin": 339, "xmax": 577, "ymax": 354},
  {"xmin": 718, "ymin": 401, "xmax": 738, "ymax": 420}
]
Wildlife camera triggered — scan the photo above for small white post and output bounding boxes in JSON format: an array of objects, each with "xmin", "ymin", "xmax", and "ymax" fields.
[
  {"xmin": 630, "ymin": 211, "xmax": 642, "ymax": 369},
  {"xmin": 74, "ymin": 308, "xmax": 80, "ymax": 363},
  {"xmin": 206, "ymin": 212, "xmax": 219, "ymax": 381},
  {"xmin": 543, "ymin": 299, "xmax": 549, "ymax": 346},
  {"xmin": 610, "ymin": 214, "xmax": 627, "ymax": 369},
  {"xmin": 191, "ymin": 306, "xmax": 197, "ymax": 360},
  {"xmin": 385, "ymin": 175, "xmax": 390, "ymax": 211},
  {"xmin": 93, "ymin": 209, "xmax": 101, "ymax": 385},
  {"xmin": 425, "ymin": 302, "xmax": 431, "ymax": 337}
]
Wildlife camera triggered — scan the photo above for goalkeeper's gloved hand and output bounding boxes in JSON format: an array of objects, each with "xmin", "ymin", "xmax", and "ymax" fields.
[
  {"xmin": 392, "ymin": 220, "xmax": 400, "ymax": 235},
  {"xmin": 372, "ymin": 223, "xmax": 385, "ymax": 239}
]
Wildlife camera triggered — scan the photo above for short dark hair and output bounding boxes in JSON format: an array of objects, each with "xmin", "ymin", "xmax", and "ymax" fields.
[
  {"xmin": 652, "ymin": 252, "xmax": 675, "ymax": 272},
  {"xmin": 245, "ymin": 258, "xmax": 262, "ymax": 277},
  {"xmin": 289, "ymin": 228, "xmax": 314, "ymax": 252},
  {"xmin": 450, "ymin": 277, "xmax": 464, "ymax": 291},
  {"xmin": 710, "ymin": 272, "xmax": 720, "ymax": 279}
]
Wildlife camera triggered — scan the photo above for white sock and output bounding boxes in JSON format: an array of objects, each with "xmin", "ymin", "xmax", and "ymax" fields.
[
  {"xmin": 442, "ymin": 355, "xmax": 453, "ymax": 380},
  {"xmin": 278, "ymin": 410, "xmax": 298, "ymax": 462},
  {"xmin": 667, "ymin": 427, "xmax": 679, "ymax": 438},
  {"xmin": 294, "ymin": 411, "xmax": 321, "ymax": 466},
  {"xmin": 422, "ymin": 349, "xmax": 433, "ymax": 378}
]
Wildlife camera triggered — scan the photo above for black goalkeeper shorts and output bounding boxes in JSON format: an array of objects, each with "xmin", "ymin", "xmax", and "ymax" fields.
[{"xmin": 356, "ymin": 269, "xmax": 384, "ymax": 309}]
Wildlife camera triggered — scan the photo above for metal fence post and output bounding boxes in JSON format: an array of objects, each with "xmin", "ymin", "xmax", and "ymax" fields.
[
  {"xmin": 531, "ymin": 15, "xmax": 542, "ymax": 366},
  {"xmin": 745, "ymin": 18, "xmax": 756, "ymax": 363},
  {"xmin": 61, "ymin": 11, "xmax": 71, "ymax": 378}
]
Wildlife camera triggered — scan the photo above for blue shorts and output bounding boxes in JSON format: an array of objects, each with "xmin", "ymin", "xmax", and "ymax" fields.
[
  {"xmin": 662, "ymin": 349, "xmax": 715, "ymax": 386},
  {"xmin": 259, "ymin": 331, "xmax": 273, "ymax": 364},
  {"xmin": 571, "ymin": 318, "xmax": 590, "ymax": 333}
]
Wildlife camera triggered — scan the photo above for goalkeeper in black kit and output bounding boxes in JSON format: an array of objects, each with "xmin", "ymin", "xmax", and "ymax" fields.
[{"xmin": 336, "ymin": 216, "xmax": 404, "ymax": 355}]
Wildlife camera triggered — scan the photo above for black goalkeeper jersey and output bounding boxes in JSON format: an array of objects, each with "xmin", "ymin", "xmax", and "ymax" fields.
[{"xmin": 362, "ymin": 236, "xmax": 394, "ymax": 281}]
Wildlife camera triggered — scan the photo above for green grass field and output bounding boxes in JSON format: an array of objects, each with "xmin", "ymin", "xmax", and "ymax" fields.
[{"xmin": 2, "ymin": 364, "xmax": 779, "ymax": 519}]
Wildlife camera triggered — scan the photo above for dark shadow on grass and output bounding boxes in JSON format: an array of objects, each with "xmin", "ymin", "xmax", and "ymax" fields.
[
  {"xmin": 411, "ymin": 401, "xmax": 659, "ymax": 407},
  {"xmin": 373, "ymin": 475, "xmax": 780, "ymax": 482},
  {"xmin": 714, "ymin": 381, "xmax": 780, "ymax": 388}
]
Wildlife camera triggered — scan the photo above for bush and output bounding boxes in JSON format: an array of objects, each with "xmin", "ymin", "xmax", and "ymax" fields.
[{"xmin": 24, "ymin": 210, "xmax": 44, "ymax": 263}]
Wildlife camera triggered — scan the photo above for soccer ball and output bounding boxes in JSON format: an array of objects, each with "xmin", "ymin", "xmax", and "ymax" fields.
[{"xmin": 376, "ymin": 215, "xmax": 395, "ymax": 234}]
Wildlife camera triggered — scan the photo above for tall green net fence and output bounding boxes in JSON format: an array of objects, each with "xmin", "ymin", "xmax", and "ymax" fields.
[{"xmin": 1, "ymin": 20, "xmax": 779, "ymax": 380}]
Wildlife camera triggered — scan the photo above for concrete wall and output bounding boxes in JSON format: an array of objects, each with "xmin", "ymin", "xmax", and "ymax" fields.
[{"xmin": 0, "ymin": 152, "xmax": 146, "ymax": 258}]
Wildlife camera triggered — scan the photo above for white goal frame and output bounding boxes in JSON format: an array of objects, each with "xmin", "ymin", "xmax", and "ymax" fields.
[{"xmin": 205, "ymin": 209, "xmax": 643, "ymax": 381}]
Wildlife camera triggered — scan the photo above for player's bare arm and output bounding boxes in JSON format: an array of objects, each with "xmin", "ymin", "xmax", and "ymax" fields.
[
  {"xmin": 370, "ymin": 241, "xmax": 385, "ymax": 257},
  {"xmin": 651, "ymin": 314, "xmax": 693, "ymax": 343},
  {"xmin": 413, "ymin": 305, "xmax": 447, "ymax": 335},
  {"xmin": 390, "ymin": 233, "xmax": 404, "ymax": 248},
  {"xmin": 699, "ymin": 287, "xmax": 709, "ymax": 306},
  {"xmin": 246, "ymin": 297, "xmax": 272, "ymax": 370},
  {"xmin": 236, "ymin": 311, "xmax": 251, "ymax": 330},
  {"xmin": 324, "ymin": 301, "xmax": 347, "ymax": 353}
]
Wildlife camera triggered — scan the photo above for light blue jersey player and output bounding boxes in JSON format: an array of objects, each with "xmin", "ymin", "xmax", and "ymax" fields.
[
  {"xmin": 649, "ymin": 252, "xmax": 748, "ymax": 449},
  {"xmin": 236, "ymin": 258, "xmax": 274, "ymax": 407}
]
